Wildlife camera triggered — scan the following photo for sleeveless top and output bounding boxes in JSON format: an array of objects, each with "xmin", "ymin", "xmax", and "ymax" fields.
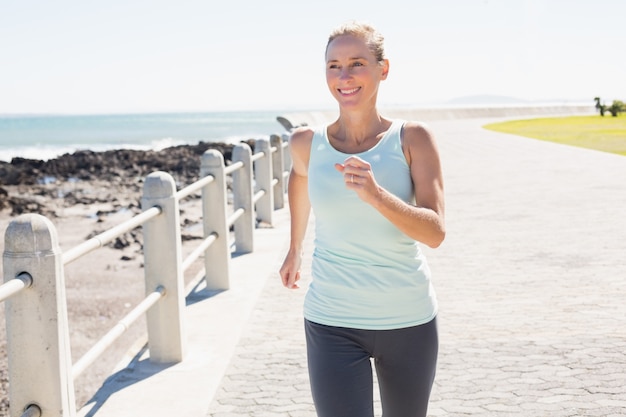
[{"xmin": 304, "ymin": 119, "xmax": 438, "ymax": 330}]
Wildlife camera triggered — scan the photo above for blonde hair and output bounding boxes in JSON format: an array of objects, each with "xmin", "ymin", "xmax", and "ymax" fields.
[{"xmin": 326, "ymin": 21, "xmax": 386, "ymax": 63}]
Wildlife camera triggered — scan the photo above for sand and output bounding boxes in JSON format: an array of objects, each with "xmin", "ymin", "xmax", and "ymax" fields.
[{"xmin": 0, "ymin": 163, "xmax": 214, "ymax": 415}]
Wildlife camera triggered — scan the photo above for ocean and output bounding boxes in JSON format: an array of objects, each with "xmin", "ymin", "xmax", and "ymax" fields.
[{"xmin": 0, "ymin": 111, "xmax": 290, "ymax": 162}]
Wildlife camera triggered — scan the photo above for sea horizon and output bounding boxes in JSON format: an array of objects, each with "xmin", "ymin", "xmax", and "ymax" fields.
[{"xmin": 0, "ymin": 110, "xmax": 295, "ymax": 163}]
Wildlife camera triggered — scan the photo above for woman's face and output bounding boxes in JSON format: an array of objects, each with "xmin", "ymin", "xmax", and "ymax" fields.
[{"xmin": 325, "ymin": 34, "xmax": 389, "ymax": 109}]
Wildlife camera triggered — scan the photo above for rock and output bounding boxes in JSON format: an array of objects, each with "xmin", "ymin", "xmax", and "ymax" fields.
[
  {"xmin": 0, "ymin": 140, "xmax": 256, "ymax": 220},
  {"xmin": 0, "ymin": 140, "xmax": 255, "ymax": 188}
]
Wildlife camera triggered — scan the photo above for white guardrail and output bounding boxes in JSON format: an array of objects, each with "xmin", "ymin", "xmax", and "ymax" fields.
[{"xmin": 1, "ymin": 134, "xmax": 290, "ymax": 417}]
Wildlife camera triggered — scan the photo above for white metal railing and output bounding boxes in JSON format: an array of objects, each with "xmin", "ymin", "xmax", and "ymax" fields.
[
  {"xmin": 62, "ymin": 206, "xmax": 162, "ymax": 265},
  {"xmin": 1, "ymin": 133, "xmax": 290, "ymax": 417},
  {"xmin": 0, "ymin": 272, "xmax": 33, "ymax": 303}
]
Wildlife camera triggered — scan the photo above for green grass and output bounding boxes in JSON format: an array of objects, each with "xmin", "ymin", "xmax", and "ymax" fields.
[{"xmin": 483, "ymin": 115, "xmax": 626, "ymax": 156}]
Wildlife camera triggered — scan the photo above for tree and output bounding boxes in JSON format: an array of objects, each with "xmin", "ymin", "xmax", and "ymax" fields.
[
  {"xmin": 594, "ymin": 97, "xmax": 606, "ymax": 116},
  {"xmin": 594, "ymin": 97, "xmax": 624, "ymax": 117},
  {"xmin": 608, "ymin": 100, "xmax": 625, "ymax": 117}
]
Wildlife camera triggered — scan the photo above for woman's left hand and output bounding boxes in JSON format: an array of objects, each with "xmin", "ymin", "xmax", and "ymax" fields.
[{"xmin": 335, "ymin": 156, "xmax": 380, "ymax": 204}]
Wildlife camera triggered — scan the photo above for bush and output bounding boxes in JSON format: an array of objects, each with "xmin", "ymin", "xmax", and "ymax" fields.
[{"xmin": 608, "ymin": 100, "xmax": 625, "ymax": 117}]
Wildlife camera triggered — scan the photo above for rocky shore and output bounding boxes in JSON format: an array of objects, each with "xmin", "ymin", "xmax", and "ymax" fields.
[
  {"xmin": 0, "ymin": 140, "xmax": 255, "ymax": 415},
  {"xmin": 0, "ymin": 140, "xmax": 255, "ymax": 216}
]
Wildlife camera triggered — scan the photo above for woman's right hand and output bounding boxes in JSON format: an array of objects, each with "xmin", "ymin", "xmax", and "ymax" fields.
[{"xmin": 279, "ymin": 248, "xmax": 302, "ymax": 289}]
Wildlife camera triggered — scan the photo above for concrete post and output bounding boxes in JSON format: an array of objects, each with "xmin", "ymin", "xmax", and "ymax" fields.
[
  {"xmin": 254, "ymin": 138, "xmax": 273, "ymax": 225},
  {"xmin": 3, "ymin": 214, "xmax": 76, "ymax": 417},
  {"xmin": 282, "ymin": 133, "xmax": 291, "ymax": 194},
  {"xmin": 141, "ymin": 172, "xmax": 186, "ymax": 363},
  {"xmin": 270, "ymin": 134, "xmax": 285, "ymax": 210},
  {"xmin": 232, "ymin": 143, "xmax": 254, "ymax": 254},
  {"xmin": 200, "ymin": 150, "xmax": 231, "ymax": 290}
]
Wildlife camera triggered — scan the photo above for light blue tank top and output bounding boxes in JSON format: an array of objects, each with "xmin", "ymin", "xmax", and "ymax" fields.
[{"xmin": 304, "ymin": 119, "xmax": 438, "ymax": 330}]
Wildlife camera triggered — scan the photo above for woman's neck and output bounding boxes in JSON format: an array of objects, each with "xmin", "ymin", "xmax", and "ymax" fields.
[{"xmin": 334, "ymin": 107, "xmax": 387, "ymax": 145}]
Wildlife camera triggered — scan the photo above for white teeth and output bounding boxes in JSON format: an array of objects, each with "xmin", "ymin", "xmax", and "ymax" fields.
[{"xmin": 340, "ymin": 87, "xmax": 359, "ymax": 95}]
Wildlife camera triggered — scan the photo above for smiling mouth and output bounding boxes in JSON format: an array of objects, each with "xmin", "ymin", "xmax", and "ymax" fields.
[{"xmin": 338, "ymin": 87, "xmax": 361, "ymax": 95}]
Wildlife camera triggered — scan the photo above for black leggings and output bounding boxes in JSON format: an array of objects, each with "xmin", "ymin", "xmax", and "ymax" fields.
[{"xmin": 305, "ymin": 318, "xmax": 438, "ymax": 417}]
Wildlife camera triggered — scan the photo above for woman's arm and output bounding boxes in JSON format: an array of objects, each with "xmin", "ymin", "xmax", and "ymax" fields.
[
  {"xmin": 336, "ymin": 122, "xmax": 445, "ymax": 248},
  {"xmin": 279, "ymin": 127, "xmax": 313, "ymax": 289}
]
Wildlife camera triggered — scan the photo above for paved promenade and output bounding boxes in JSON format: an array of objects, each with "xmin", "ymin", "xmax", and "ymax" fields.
[{"xmin": 84, "ymin": 117, "xmax": 626, "ymax": 416}]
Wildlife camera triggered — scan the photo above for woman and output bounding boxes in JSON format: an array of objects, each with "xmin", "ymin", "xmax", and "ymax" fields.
[{"xmin": 279, "ymin": 21, "xmax": 445, "ymax": 417}]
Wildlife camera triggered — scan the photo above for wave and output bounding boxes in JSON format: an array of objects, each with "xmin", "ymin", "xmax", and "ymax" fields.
[
  {"xmin": 0, "ymin": 132, "xmax": 275, "ymax": 163},
  {"xmin": 0, "ymin": 111, "xmax": 284, "ymax": 162},
  {"xmin": 1, "ymin": 138, "xmax": 184, "ymax": 163}
]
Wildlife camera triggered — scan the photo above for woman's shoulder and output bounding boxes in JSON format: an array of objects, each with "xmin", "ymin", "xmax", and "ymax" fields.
[
  {"xmin": 400, "ymin": 120, "xmax": 436, "ymax": 146},
  {"xmin": 400, "ymin": 120, "xmax": 432, "ymax": 137},
  {"xmin": 289, "ymin": 125, "xmax": 316, "ymax": 151},
  {"xmin": 289, "ymin": 125, "xmax": 316, "ymax": 143},
  {"xmin": 288, "ymin": 125, "xmax": 318, "ymax": 166},
  {"xmin": 399, "ymin": 120, "xmax": 439, "ymax": 162}
]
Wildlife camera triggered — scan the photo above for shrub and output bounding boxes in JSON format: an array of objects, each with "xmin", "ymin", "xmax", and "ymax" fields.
[{"xmin": 608, "ymin": 100, "xmax": 625, "ymax": 117}]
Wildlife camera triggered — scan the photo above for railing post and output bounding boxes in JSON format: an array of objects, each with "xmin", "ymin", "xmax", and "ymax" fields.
[
  {"xmin": 282, "ymin": 133, "xmax": 291, "ymax": 194},
  {"xmin": 141, "ymin": 171, "xmax": 186, "ymax": 363},
  {"xmin": 3, "ymin": 214, "xmax": 76, "ymax": 417},
  {"xmin": 255, "ymin": 138, "xmax": 274, "ymax": 225},
  {"xmin": 271, "ymin": 134, "xmax": 285, "ymax": 210},
  {"xmin": 200, "ymin": 150, "xmax": 231, "ymax": 290},
  {"xmin": 232, "ymin": 143, "xmax": 254, "ymax": 253}
]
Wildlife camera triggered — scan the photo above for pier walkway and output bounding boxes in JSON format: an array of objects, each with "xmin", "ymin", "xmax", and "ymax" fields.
[{"xmin": 83, "ymin": 117, "xmax": 626, "ymax": 417}]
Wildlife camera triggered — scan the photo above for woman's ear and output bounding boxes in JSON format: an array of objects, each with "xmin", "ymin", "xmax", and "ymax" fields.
[{"xmin": 381, "ymin": 59, "xmax": 390, "ymax": 80}]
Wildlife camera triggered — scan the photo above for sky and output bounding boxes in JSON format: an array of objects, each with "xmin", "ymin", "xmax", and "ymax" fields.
[{"xmin": 1, "ymin": 0, "xmax": 624, "ymax": 115}]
